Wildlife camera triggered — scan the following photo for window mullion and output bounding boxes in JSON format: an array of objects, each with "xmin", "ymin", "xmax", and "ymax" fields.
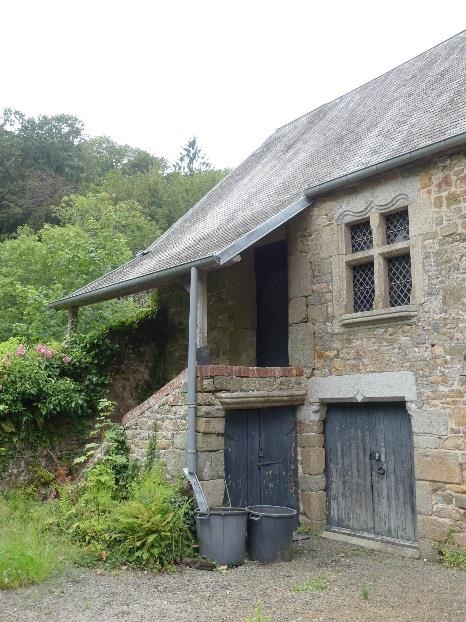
[
  {"xmin": 370, "ymin": 212, "xmax": 385, "ymax": 309},
  {"xmin": 374, "ymin": 252, "xmax": 388, "ymax": 309}
]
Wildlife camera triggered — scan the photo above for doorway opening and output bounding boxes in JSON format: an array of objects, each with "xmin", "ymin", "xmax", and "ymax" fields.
[{"xmin": 255, "ymin": 240, "xmax": 289, "ymax": 367}]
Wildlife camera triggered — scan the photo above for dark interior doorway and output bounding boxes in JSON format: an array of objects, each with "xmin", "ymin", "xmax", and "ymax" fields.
[{"xmin": 255, "ymin": 240, "xmax": 289, "ymax": 366}]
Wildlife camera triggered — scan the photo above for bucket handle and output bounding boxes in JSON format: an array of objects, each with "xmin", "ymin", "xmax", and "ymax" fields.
[{"xmin": 249, "ymin": 511, "xmax": 262, "ymax": 521}]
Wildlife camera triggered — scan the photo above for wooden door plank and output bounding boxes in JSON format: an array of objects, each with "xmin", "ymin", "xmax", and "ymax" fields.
[
  {"xmin": 380, "ymin": 404, "xmax": 416, "ymax": 541},
  {"xmin": 247, "ymin": 410, "xmax": 261, "ymax": 506},
  {"xmin": 224, "ymin": 410, "xmax": 250, "ymax": 508},
  {"xmin": 325, "ymin": 404, "xmax": 374, "ymax": 533},
  {"xmin": 259, "ymin": 407, "xmax": 298, "ymax": 511}
]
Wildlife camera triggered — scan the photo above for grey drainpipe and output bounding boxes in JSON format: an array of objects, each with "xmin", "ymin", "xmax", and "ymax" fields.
[{"xmin": 187, "ymin": 266, "xmax": 198, "ymax": 473}]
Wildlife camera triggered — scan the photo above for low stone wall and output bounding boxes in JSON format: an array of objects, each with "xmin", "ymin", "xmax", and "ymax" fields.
[
  {"xmin": 123, "ymin": 365, "xmax": 321, "ymax": 521},
  {"xmin": 0, "ymin": 424, "xmax": 84, "ymax": 491}
]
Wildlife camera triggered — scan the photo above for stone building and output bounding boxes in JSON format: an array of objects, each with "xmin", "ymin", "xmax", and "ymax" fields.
[{"xmin": 51, "ymin": 32, "xmax": 466, "ymax": 558}]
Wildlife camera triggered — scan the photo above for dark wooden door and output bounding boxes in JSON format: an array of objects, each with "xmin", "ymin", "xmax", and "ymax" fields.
[
  {"xmin": 224, "ymin": 407, "xmax": 298, "ymax": 511},
  {"xmin": 255, "ymin": 240, "xmax": 289, "ymax": 366},
  {"xmin": 325, "ymin": 402, "xmax": 416, "ymax": 542}
]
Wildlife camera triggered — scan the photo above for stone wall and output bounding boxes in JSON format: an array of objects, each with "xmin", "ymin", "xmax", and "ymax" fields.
[
  {"xmin": 0, "ymin": 422, "xmax": 84, "ymax": 491},
  {"xmin": 287, "ymin": 149, "xmax": 466, "ymax": 556},
  {"xmin": 123, "ymin": 365, "xmax": 311, "ymax": 512},
  {"xmin": 159, "ymin": 250, "xmax": 257, "ymax": 380},
  {"xmin": 107, "ymin": 344, "xmax": 159, "ymax": 419}
]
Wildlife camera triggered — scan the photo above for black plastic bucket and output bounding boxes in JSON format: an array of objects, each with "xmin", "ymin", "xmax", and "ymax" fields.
[
  {"xmin": 196, "ymin": 507, "xmax": 248, "ymax": 566},
  {"xmin": 246, "ymin": 505, "xmax": 297, "ymax": 563}
]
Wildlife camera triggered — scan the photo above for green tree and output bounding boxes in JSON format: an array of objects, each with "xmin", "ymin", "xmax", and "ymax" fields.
[
  {"xmin": 1, "ymin": 109, "xmax": 85, "ymax": 180},
  {"xmin": 55, "ymin": 192, "xmax": 160, "ymax": 253},
  {"xmin": 0, "ymin": 109, "xmax": 85, "ymax": 234},
  {"xmin": 99, "ymin": 166, "xmax": 227, "ymax": 231},
  {"xmin": 0, "ymin": 126, "xmax": 24, "ymax": 234},
  {"xmin": 0, "ymin": 224, "xmax": 141, "ymax": 341},
  {"xmin": 0, "ymin": 111, "xmax": 229, "ymax": 342},
  {"xmin": 174, "ymin": 136, "xmax": 211, "ymax": 175},
  {"xmin": 80, "ymin": 136, "xmax": 166, "ymax": 186}
]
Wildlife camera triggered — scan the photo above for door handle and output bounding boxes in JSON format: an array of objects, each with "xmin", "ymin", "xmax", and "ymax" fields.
[
  {"xmin": 377, "ymin": 466, "xmax": 386, "ymax": 475},
  {"xmin": 258, "ymin": 460, "xmax": 283, "ymax": 468}
]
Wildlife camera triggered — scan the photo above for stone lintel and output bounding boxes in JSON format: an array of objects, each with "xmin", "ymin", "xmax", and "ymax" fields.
[
  {"xmin": 216, "ymin": 389, "xmax": 307, "ymax": 410},
  {"xmin": 309, "ymin": 371, "xmax": 417, "ymax": 403},
  {"xmin": 198, "ymin": 365, "xmax": 305, "ymax": 378}
]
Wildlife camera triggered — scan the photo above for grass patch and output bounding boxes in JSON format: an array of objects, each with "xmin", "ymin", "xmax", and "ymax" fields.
[
  {"xmin": 437, "ymin": 527, "xmax": 466, "ymax": 571},
  {"xmin": 245, "ymin": 602, "xmax": 272, "ymax": 622},
  {"xmin": 360, "ymin": 583, "xmax": 369, "ymax": 600},
  {"xmin": 0, "ymin": 523, "xmax": 69, "ymax": 589},
  {"xmin": 438, "ymin": 545, "xmax": 466, "ymax": 571},
  {"xmin": 0, "ymin": 491, "xmax": 79, "ymax": 589},
  {"xmin": 292, "ymin": 573, "xmax": 328, "ymax": 592}
]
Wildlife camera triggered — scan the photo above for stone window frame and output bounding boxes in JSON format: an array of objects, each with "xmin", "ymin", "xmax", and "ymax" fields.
[{"xmin": 335, "ymin": 194, "xmax": 423, "ymax": 327}]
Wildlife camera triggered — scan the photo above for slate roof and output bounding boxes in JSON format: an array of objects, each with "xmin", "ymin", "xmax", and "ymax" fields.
[{"xmin": 51, "ymin": 31, "xmax": 466, "ymax": 308}]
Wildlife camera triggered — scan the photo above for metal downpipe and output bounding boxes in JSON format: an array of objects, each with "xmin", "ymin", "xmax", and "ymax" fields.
[{"xmin": 187, "ymin": 266, "xmax": 198, "ymax": 474}]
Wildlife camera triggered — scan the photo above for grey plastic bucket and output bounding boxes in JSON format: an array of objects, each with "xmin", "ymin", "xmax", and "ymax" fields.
[
  {"xmin": 196, "ymin": 507, "xmax": 248, "ymax": 566},
  {"xmin": 246, "ymin": 505, "xmax": 297, "ymax": 563}
]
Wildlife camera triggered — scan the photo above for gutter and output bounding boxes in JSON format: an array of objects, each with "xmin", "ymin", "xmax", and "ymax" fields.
[
  {"xmin": 304, "ymin": 132, "xmax": 466, "ymax": 198},
  {"xmin": 215, "ymin": 196, "xmax": 312, "ymax": 265},
  {"xmin": 48, "ymin": 256, "xmax": 219, "ymax": 310}
]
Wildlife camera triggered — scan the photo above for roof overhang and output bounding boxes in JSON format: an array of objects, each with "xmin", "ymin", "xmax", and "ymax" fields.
[
  {"xmin": 48, "ymin": 256, "xmax": 219, "ymax": 310},
  {"xmin": 48, "ymin": 196, "xmax": 312, "ymax": 310}
]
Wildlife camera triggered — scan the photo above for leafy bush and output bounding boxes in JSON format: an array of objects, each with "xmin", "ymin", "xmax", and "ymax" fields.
[
  {"xmin": 0, "ymin": 340, "xmax": 105, "ymax": 459},
  {"xmin": 57, "ymin": 464, "xmax": 195, "ymax": 569},
  {"xmin": 0, "ymin": 342, "xmax": 88, "ymax": 426},
  {"xmin": 0, "ymin": 307, "xmax": 168, "ymax": 475},
  {"xmin": 110, "ymin": 466, "xmax": 194, "ymax": 568}
]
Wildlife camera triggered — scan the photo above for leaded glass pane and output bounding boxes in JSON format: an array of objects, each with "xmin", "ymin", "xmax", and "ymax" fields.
[
  {"xmin": 353, "ymin": 263, "xmax": 375, "ymax": 312},
  {"xmin": 388, "ymin": 254, "xmax": 412, "ymax": 307},
  {"xmin": 350, "ymin": 221, "xmax": 373, "ymax": 253},
  {"xmin": 386, "ymin": 210, "xmax": 410, "ymax": 245}
]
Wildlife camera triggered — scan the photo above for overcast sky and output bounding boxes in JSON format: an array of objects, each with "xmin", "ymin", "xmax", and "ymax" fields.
[{"xmin": 2, "ymin": 1, "xmax": 465, "ymax": 169}]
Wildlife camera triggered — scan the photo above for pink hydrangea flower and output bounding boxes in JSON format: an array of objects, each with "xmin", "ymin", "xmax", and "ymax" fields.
[
  {"xmin": 35, "ymin": 344, "xmax": 55, "ymax": 359},
  {"xmin": 16, "ymin": 344, "xmax": 26, "ymax": 356},
  {"xmin": 62, "ymin": 355, "xmax": 72, "ymax": 364}
]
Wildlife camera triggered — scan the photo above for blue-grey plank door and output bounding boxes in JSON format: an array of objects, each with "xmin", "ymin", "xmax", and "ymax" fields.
[
  {"xmin": 224, "ymin": 407, "xmax": 298, "ymax": 511},
  {"xmin": 325, "ymin": 402, "xmax": 416, "ymax": 542}
]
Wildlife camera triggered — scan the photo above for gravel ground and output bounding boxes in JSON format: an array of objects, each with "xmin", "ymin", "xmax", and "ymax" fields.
[{"xmin": 1, "ymin": 537, "xmax": 465, "ymax": 622}]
